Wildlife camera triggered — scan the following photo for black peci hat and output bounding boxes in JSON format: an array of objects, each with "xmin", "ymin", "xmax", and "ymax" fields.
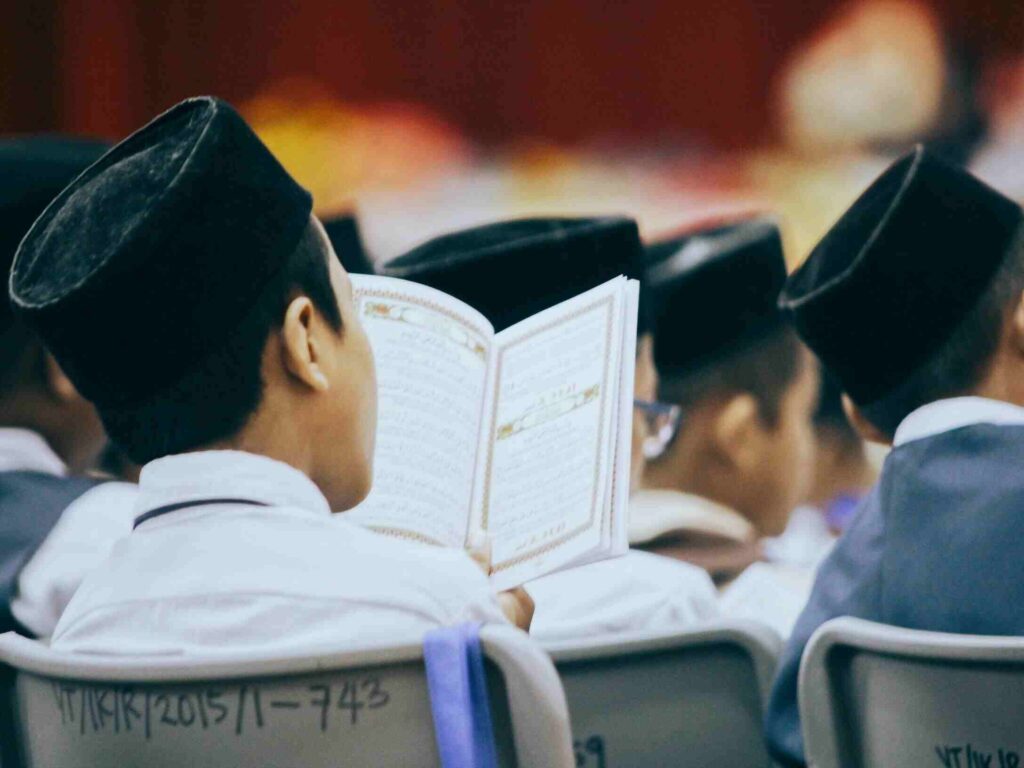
[
  {"xmin": 779, "ymin": 146, "xmax": 1024, "ymax": 405},
  {"xmin": 322, "ymin": 213, "xmax": 375, "ymax": 275},
  {"xmin": 9, "ymin": 96, "xmax": 313, "ymax": 408},
  {"xmin": 383, "ymin": 217, "xmax": 643, "ymax": 332},
  {"xmin": 1, "ymin": 136, "xmax": 110, "ymax": 330},
  {"xmin": 645, "ymin": 216, "xmax": 787, "ymax": 376}
]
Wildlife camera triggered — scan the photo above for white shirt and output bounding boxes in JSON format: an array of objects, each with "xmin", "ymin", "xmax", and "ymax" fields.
[
  {"xmin": 0, "ymin": 428, "xmax": 66, "ymax": 475},
  {"xmin": 51, "ymin": 450, "xmax": 507, "ymax": 655},
  {"xmin": 718, "ymin": 562, "xmax": 816, "ymax": 639},
  {"xmin": 0, "ymin": 428, "xmax": 136, "ymax": 637},
  {"xmin": 761, "ymin": 505, "xmax": 835, "ymax": 570},
  {"xmin": 893, "ymin": 396, "xmax": 1024, "ymax": 447},
  {"xmin": 629, "ymin": 488, "xmax": 815, "ymax": 638},
  {"xmin": 527, "ymin": 550, "xmax": 719, "ymax": 642},
  {"xmin": 628, "ymin": 488, "xmax": 755, "ymax": 546}
]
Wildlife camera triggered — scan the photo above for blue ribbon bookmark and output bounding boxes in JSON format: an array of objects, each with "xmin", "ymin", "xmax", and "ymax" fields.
[{"xmin": 423, "ymin": 622, "xmax": 499, "ymax": 768}]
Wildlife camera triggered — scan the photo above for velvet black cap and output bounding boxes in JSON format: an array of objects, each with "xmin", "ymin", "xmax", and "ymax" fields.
[
  {"xmin": 780, "ymin": 146, "xmax": 1024, "ymax": 405},
  {"xmin": 9, "ymin": 96, "xmax": 313, "ymax": 408},
  {"xmin": 323, "ymin": 213, "xmax": 374, "ymax": 275},
  {"xmin": 645, "ymin": 216, "xmax": 787, "ymax": 376},
  {"xmin": 1, "ymin": 136, "xmax": 110, "ymax": 330},
  {"xmin": 383, "ymin": 217, "xmax": 643, "ymax": 332}
]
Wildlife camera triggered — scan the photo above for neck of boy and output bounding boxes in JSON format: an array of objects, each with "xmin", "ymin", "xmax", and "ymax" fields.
[
  {"xmin": 963, "ymin": 311, "xmax": 1024, "ymax": 411},
  {"xmin": 203, "ymin": 408, "xmax": 318, "ymax": 496},
  {"xmin": 972, "ymin": 362, "xmax": 1024, "ymax": 412}
]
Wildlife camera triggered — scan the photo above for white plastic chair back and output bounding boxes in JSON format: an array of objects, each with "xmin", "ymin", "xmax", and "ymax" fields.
[
  {"xmin": 800, "ymin": 616, "xmax": 1024, "ymax": 768},
  {"xmin": 0, "ymin": 625, "xmax": 573, "ymax": 768},
  {"xmin": 546, "ymin": 620, "xmax": 782, "ymax": 766}
]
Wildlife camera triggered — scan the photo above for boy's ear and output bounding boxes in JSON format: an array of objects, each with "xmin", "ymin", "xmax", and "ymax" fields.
[
  {"xmin": 711, "ymin": 393, "xmax": 762, "ymax": 469},
  {"xmin": 842, "ymin": 394, "xmax": 892, "ymax": 445},
  {"xmin": 281, "ymin": 296, "xmax": 331, "ymax": 392},
  {"xmin": 43, "ymin": 352, "xmax": 82, "ymax": 403}
]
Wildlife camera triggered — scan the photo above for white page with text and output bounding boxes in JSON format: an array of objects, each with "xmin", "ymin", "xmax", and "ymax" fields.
[
  {"xmin": 346, "ymin": 275, "xmax": 493, "ymax": 548},
  {"xmin": 478, "ymin": 277, "xmax": 628, "ymax": 589}
]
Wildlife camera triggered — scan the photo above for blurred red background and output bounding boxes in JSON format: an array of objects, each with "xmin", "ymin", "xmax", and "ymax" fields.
[{"xmin": 4, "ymin": 0, "xmax": 1021, "ymax": 148}]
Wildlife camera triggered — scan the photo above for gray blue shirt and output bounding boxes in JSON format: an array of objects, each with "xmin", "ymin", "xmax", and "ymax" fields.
[{"xmin": 765, "ymin": 397, "xmax": 1024, "ymax": 766}]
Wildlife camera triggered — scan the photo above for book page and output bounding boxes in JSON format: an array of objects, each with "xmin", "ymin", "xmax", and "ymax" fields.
[
  {"xmin": 531, "ymin": 281, "xmax": 638, "ymax": 571},
  {"xmin": 477, "ymin": 278, "xmax": 628, "ymax": 589},
  {"xmin": 346, "ymin": 275, "xmax": 493, "ymax": 548}
]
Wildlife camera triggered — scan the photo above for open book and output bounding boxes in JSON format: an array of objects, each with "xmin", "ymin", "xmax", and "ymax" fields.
[{"xmin": 347, "ymin": 274, "xmax": 638, "ymax": 590}]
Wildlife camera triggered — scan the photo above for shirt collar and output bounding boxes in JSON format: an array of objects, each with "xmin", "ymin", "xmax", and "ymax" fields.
[
  {"xmin": 134, "ymin": 450, "xmax": 332, "ymax": 524},
  {"xmin": 0, "ymin": 428, "xmax": 67, "ymax": 476},
  {"xmin": 629, "ymin": 488, "xmax": 755, "ymax": 545},
  {"xmin": 893, "ymin": 397, "xmax": 1024, "ymax": 447}
]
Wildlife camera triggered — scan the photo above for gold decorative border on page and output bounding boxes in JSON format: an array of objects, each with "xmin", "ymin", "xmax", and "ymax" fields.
[
  {"xmin": 363, "ymin": 525, "xmax": 446, "ymax": 548},
  {"xmin": 482, "ymin": 295, "xmax": 616, "ymax": 573},
  {"xmin": 495, "ymin": 384, "xmax": 600, "ymax": 441},
  {"xmin": 358, "ymin": 293, "xmax": 489, "ymax": 361}
]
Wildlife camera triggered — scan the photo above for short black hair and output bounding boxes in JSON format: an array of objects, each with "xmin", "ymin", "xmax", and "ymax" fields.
[
  {"xmin": 99, "ymin": 220, "xmax": 343, "ymax": 464},
  {"xmin": 858, "ymin": 230, "xmax": 1024, "ymax": 438},
  {"xmin": 658, "ymin": 325, "xmax": 806, "ymax": 427}
]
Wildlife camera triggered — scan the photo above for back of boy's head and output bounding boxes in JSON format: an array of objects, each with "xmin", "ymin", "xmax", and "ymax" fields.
[
  {"xmin": 781, "ymin": 146, "xmax": 1024, "ymax": 439},
  {"xmin": 100, "ymin": 222, "xmax": 341, "ymax": 463},
  {"xmin": 658, "ymin": 326, "xmax": 804, "ymax": 426},
  {"xmin": 8, "ymin": 97, "xmax": 334, "ymax": 465},
  {"xmin": 0, "ymin": 137, "xmax": 109, "ymax": 397},
  {"xmin": 646, "ymin": 216, "xmax": 802, "ymax": 423}
]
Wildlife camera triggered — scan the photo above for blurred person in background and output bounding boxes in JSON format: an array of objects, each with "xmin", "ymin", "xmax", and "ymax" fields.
[
  {"xmin": 0, "ymin": 137, "xmax": 137, "ymax": 639},
  {"xmin": 383, "ymin": 216, "xmax": 719, "ymax": 642},
  {"xmin": 635, "ymin": 217, "xmax": 819, "ymax": 638},
  {"xmin": 777, "ymin": 0, "xmax": 985, "ymax": 162}
]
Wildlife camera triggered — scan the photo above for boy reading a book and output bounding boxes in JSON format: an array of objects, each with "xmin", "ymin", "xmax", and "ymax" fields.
[
  {"xmin": 766, "ymin": 147, "xmax": 1024, "ymax": 767},
  {"xmin": 10, "ymin": 97, "xmax": 527, "ymax": 655},
  {"xmin": 635, "ymin": 217, "xmax": 818, "ymax": 590}
]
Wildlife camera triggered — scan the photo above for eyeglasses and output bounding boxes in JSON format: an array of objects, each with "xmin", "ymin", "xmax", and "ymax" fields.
[{"xmin": 634, "ymin": 398, "xmax": 682, "ymax": 459}]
